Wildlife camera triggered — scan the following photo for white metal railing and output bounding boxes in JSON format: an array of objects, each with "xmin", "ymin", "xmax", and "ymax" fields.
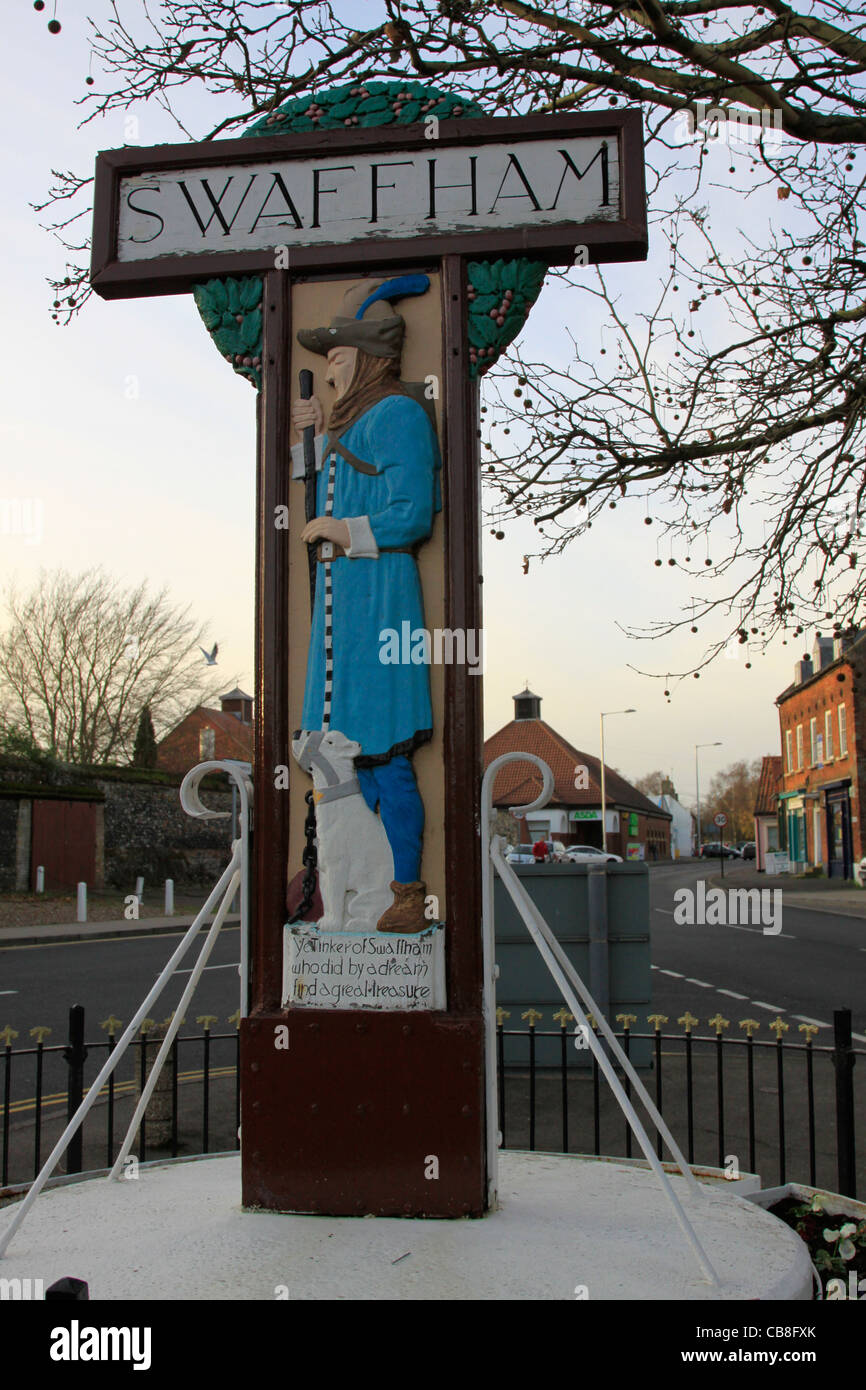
[
  {"xmin": 481, "ymin": 752, "xmax": 720, "ymax": 1288},
  {"xmin": 0, "ymin": 759, "xmax": 252, "ymax": 1260}
]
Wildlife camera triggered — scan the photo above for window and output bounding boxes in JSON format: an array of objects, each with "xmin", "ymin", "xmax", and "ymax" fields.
[
  {"xmin": 785, "ymin": 729, "xmax": 794, "ymax": 773},
  {"xmin": 839, "ymin": 704, "xmax": 848, "ymax": 756},
  {"xmin": 796, "ymin": 724, "xmax": 804, "ymax": 770},
  {"xmin": 825, "ymin": 709, "xmax": 834, "ymax": 760},
  {"xmin": 810, "ymin": 717, "xmax": 818, "ymax": 765},
  {"xmin": 199, "ymin": 727, "xmax": 216, "ymax": 760}
]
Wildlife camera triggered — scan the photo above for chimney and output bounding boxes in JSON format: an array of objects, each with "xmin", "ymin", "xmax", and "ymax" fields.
[
  {"xmin": 812, "ymin": 633, "xmax": 834, "ymax": 671},
  {"xmin": 794, "ymin": 657, "xmax": 813, "ymax": 685},
  {"xmin": 513, "ymin": 687, "xmax": 542, "ymax": 721}
]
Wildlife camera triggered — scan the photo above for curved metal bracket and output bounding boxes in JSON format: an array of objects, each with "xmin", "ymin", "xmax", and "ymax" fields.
[
  {"xmin": 180, "ymin": 759, "xmax": 253, "ymax": 1019},
  {"xmin": 180, "ymin": 758, "xmax": 253, "ymax": 822},
  {"xmin": 481, "ymin": 750, "xmax": 555, "ymax": 824}
]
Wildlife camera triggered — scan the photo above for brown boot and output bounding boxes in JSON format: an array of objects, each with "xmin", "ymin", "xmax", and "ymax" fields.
[{"xmin": 376, "ymin": 881, "xmax": 428, "ymax": 934}]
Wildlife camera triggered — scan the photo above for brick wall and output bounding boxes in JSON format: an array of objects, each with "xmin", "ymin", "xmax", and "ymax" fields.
[{"xmin": 0, "ymin": 756, "xmax": 236, "ymax": 890}]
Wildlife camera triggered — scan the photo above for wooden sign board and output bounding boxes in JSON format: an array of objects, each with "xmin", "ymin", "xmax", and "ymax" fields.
[{"xmin": 92, "ymin": 111, "xmax": 646, "ymax": 297}]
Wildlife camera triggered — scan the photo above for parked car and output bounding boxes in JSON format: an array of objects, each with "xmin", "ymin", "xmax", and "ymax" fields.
[
  {"xmin": 740, "ymin": 842, "xmax": 756, "ymax": 860},
  {"xmin": 699, "ymin": 842, "xmax": 742, "ymax": 859},
  {"xmin": 563, "ymin": 844, "xmax": 623, "ymax": 864},
  {"xmin": 505, "ymin": 844, "xmax": 538, "ymax": 865}
]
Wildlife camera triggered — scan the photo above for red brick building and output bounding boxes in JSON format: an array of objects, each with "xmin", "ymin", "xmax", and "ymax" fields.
[
  {"xmin": 775, "ymin": 631, "xmax": 865, "ymax": 877},
  {"xmin": 753, "ymin": 754, "xmax": 782, "ymax": 872},
  {"xmin": 157, "ymin": 687, "xmax": 253, "ymax": 774},
  {"xmin": 484, "ymin": 688, "xmax": 672, "ymax": 860}
]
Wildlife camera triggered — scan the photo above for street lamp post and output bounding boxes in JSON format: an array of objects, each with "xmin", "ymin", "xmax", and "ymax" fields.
[
  {"xmin": 695, "ymin": 741, "xmax": 723, "ymax": 856},
  {"xmin": 600, "ymin": 709, "xmax": 636, "ymax": 852}
]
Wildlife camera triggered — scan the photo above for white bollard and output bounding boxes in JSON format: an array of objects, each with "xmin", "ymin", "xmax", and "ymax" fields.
[
  {"xmin": 35, "ymin": 866, "xmax": 45, "ymax": 893},
  {"xmin": 164, "ymin": 878, "xmax": 174, "ymax": 916},
  {"xmin": 76, "ymin": 882, "xmax": 87, "ymax": 922}
]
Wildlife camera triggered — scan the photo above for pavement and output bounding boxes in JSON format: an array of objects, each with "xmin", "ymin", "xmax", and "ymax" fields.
[
  {"xmin": 704, "ymin": 863, "xmax": 866, "ymax": 920},
  {"xmin": 0, "ymin": 912, "xmax": 240, "ymax": 947}
]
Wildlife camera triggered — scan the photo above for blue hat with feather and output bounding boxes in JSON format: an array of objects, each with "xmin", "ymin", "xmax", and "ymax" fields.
[{"xmin": 296, "ymin": 274, "xmax": 430, "ymax": 359}]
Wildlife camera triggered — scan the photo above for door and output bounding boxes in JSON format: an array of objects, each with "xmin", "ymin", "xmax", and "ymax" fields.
[
  {"xmin": 827, "ymin": 793, "xmax": 853, "ymax": 880},
  {"xmin": 30, "ymin": 799, "xmax": 97, "ymax": 890}
]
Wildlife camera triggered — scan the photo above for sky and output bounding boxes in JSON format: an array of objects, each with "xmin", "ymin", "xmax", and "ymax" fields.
[{"xmin": 0, "ymin": 2, "xmax": 803, "ymax": 803}]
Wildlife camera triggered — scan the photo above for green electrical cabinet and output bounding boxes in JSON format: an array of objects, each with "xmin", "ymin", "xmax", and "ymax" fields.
[{"xmin": 493, "ymin": 862, "xmax": 652, "ymax": 1067}]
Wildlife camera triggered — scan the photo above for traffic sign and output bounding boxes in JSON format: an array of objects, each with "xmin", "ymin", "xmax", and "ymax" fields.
[{"xmin": 713, "ymin": 812, "xmax": 727, "ymax": 828}]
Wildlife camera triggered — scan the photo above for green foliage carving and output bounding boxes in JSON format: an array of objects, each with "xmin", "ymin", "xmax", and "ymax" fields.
[
  {"xmin": 467, "ymin": 258, "xmax": 548, "ymax": 378},
  {"xmin": 194, "ymin": 80, "xmax": 546, "ymax": 386}
]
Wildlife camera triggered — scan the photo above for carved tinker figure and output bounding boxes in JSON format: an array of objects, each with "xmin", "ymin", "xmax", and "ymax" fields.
[{"xmin": 291, "ymin": 276, "xmax": 441, "ymax": 935}]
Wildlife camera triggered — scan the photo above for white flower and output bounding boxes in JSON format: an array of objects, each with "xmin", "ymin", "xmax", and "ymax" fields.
[{"xmin": 824, "ymin": 1222, "xmax": 859, "ymax": 1261}]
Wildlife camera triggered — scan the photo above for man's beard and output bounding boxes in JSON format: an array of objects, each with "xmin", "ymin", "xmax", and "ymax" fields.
[{"xmin": 328, "ymin": 350, "xmax": 409, "ymax": 436}]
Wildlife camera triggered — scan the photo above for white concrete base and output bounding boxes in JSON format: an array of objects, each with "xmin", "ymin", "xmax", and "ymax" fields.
[{"xmin": 0, "ymin": 1151, "xmax": 812, "ymax": 1300}]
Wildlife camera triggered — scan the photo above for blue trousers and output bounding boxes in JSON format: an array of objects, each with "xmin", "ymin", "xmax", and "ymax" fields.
[{"xmin": 357, "ymin": 755, "xmax": 423, "ymax": 884}]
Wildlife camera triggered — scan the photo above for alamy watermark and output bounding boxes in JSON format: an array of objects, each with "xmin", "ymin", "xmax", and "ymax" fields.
[
  {"xmin": 0, "ymin": 498, "xmax": 43, "ymax": 545},
  {"xmin": 379, "ymin": 622, "xmax": 484, "ymax": 673},
  {"xmin": 676, "ymin": 101, "xmax": 783, "ymax": 147},
  {"xmin": 674, "ymin": 882, "xmax": 782, "ymax": 935}
]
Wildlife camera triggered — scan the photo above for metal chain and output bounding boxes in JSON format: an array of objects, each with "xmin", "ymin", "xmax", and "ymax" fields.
[{"xmin": 287, "ymin": 790, "xmax": 318, "ymax": 923}]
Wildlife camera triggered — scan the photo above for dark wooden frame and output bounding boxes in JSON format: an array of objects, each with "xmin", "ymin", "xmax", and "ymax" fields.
[{"xmin": 91, "ymin": 110, "xmax": 646, "ymax": 299}]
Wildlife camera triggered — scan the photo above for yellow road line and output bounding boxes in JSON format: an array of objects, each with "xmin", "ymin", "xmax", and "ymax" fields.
[{"xmin": 6, "ymin": 1067, "xmax": 236, "ymax": 1115}]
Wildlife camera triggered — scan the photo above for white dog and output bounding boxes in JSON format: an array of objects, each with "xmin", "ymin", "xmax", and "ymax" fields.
[{"xmin": 291, "ymin": 729, "xmax": 394, "ymax": 933}]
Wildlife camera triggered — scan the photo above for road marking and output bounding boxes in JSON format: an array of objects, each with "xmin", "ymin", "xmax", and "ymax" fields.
[
  {"xmin": 0, "ymin": 925, "xmax": 241, "ymax": 952},
  {"xmin": 685, "ymin": 978, "xmax": 713, "ymax": 988},
  {"xmin": 654, "ymin": 908, "xmax": 674, "ymax": 916},
  {"xmin": 752, "ymin": 1001, "xmax": 785, "ymax": 1013},
  {"xmin": 717, "ymin": 989, "xmax": 748, "ymax": 1000},
  {"xmin": 657, "ymin": 969, "xmax": 684, "ymax": 978},
  {"xmin": 0, "ymin": 990, "xmax": 17, "ymax": 996},
  {"xmin": 173, "ymin": 963, "xmax": 240, "ymax": 975},
  {"xmin": 792, "ymin": 1014, "xmax": 831, "ymax": 1028}
]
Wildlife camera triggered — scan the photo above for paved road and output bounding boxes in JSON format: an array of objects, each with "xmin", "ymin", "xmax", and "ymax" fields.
[
  {"xmin": 647, "ymin": 861, "xmax": 866, "ymax": 1042},
  {"xmin": 0, "ymin": 924, "xmax": 242, "ymax": 1040},
  {"xmin": 2, "ymin": 862, "xmax": 863, "ymax": 1043}
]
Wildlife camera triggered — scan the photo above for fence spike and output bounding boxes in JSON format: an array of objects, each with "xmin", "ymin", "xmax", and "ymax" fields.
[
  {"xmin": 708, "ymin": 1013, "xmax": 730, "ymax": 1034},
  {"xmin": 196, "ymin": 1014, "xmax": 218, "ymax": 1031},
  {"xmin": 769, "ymin": 1017, "xmax": 789, "ymax": 1039},
  {"xmin": 0, "ymin": 1026, "xmax": 19, "ymax": 1046},
  {"xmin": 798, "ymin": 1022, "xmax": 819, "ymax": 1042},
  {"xmin": 100, "ymin": 1015, "xmax": 123, "ymax": 1035},
  {"xmin": 647, "ymin": 1013, "xmax": 668, "ymax": 1032},
  {"xmin": 615, "ymin": 1013, "xmax": 637, "ymax": 1031},
  {"xmin": 553, "ymin": 1008, "xmax": 574, "ymax": 1028},
  {"xmin": 521, "ymin": 1008, "xmax": 543, "ymax": 1028},
  {"xmin": 29, "ymin": 1026, "xmax": 52, "ymax": 1044},
  {"xmin": 678, "ymin": 1012, "xmax": 699, "ymax": 1034},
  {"xmin": 162, "ymin": 1012, "xmax": 186, "ymax": 1028},
  {"xmin": 227, "ymin": 1009, "xmax": 241, "ymax": 1028},
  {"xmin": 495, "ymin": 1007, "xmax": 510, "ymax": 1026},
  {"xmin": 739, "ymin": 1018, "xmax": 761, "ymax": 1038},
  {"xmin": 139, "ymin": 1018, "xmax": 156, "ymax": 1035}
]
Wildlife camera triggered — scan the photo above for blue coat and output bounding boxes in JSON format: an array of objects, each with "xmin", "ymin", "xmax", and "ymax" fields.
[{"xmin": 300, "ymin": 393, "xmax": 442, "ymax": 764}]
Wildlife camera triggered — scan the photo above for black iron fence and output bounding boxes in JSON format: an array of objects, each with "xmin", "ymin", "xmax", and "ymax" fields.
[
  {"xmin": 497, "ymin": 1006, "xmax": 863, "ymax": 1199},
  {"xmin": 0, "ymin": 1004, "xmax": 862, "ymax": 1199},
  {"xmin": 1, "ymin": 1005, "xmax": 240, "ymax": 1190}
]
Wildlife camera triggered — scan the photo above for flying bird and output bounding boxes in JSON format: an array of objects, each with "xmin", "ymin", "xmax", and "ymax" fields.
[{"xmin": 200, "ymin": 643, "xmax": 219, "ymax": 666}]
